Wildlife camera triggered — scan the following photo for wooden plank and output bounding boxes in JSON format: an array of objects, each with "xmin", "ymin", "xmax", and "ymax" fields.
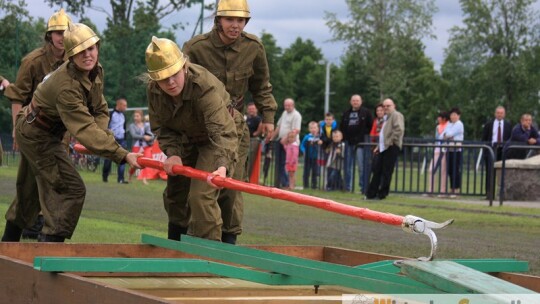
[
  {"xmin": 0, "ymin": 255, "xmax": 168, "ymax": 304},
  {"xmin": 399, "ymin": 260, "xmax": 537, "ymax": 294}
]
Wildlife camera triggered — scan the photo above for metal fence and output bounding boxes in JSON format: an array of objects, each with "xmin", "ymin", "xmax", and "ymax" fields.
[
  {"xmin": 246, "ymin": 138, "xmax": 499, "ymax": 205},
  {"xmin": 4, "ymin": 132, "xmax": 539, "ymax": 207}
]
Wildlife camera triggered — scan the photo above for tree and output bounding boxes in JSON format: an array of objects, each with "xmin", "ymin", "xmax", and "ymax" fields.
[
  {"xmin": 280, "ymin": 38, "xmax": 325, "ymax": 128},
  {"xmin": 325, "ymin": 0, "xmax": 437, "ymax": 100},
  {"xmin": 0, "ymin": 0, "xmax": 44, "ymax": 134},
  {"xmin": 442, "ymin": 0, "xmax": 540, "ymax": 137}
]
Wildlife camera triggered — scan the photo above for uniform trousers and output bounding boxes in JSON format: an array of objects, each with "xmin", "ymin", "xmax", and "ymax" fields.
[{"xmin": 5, "ymin": 115, "xmax": 86, "ymax": 238}]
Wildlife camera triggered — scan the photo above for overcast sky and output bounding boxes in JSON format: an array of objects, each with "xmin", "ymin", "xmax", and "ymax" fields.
[{"xmin": 13, "ymin": 0, "xmax": 539, "ymax": 69}]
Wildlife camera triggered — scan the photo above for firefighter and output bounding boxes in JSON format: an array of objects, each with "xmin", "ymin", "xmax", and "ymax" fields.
[
  {"xmin": 1, "ymin": 23, "xmax": 141, "ymax": 243},
  {"xmin": 146, "ymin": 36, "xmax": 240, "ymax": 241},
  {"xmin": 4, "ymin": 8, "xmax": 72, "ymax": 239},
  {"xmin": 183, "ymin": 0, "xmax": 277, "ymax": 244}
]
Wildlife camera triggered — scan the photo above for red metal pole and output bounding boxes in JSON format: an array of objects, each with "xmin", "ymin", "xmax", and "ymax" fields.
[{"xmin": 75, "ymin": 144, "xmax": 404, "ymax": 226}]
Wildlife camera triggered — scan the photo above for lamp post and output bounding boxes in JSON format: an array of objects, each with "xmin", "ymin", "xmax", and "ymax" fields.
[{"xmin": 324, "ymin": 61, "xmax": 331, "ymax": 116}]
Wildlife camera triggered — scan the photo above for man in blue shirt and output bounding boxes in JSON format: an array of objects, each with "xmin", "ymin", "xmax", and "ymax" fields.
[{"xmin": 102, "ymin": 98, "xmax": 128, "ymax": 183}]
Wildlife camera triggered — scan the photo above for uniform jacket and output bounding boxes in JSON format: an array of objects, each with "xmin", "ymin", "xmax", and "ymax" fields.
[
  {"xmin": 32, "ymin": 61, "xmax": 128, "ymax": 163},
  {"xmin": 183, "ymin": 28, "xmax": 277, "ymax": 124},
  {"xmin": 381, "ymin": 110, "xmax": 405, "ymax": 150},
  {"xmin": 5, "ymin": 43, "xmax": 64, "ymax": 106},
  {"xmin": 148, "ymin": 63, "xmax": 238, "ymax": 173}
]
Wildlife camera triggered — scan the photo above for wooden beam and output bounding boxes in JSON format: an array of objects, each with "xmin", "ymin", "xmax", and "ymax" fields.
[{"xmin": 0, "ymin": 255, "xmax": 168, "ymax": 304}]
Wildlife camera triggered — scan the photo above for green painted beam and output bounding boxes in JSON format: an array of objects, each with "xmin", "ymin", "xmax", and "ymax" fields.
[
  {"xmin": 355, "ymin": 259, "xmax": 529, "ymax": 274},
  {"xmin": 398, "ymin": 260, "xmax": 537, "ymax": 294},
  {"xmin": 141, "ymin": 234, "xmax": 441, "ymax": 294},
  {"xmin": 33, "ymin": 257, "xmax": 315, "ymax": 286}
]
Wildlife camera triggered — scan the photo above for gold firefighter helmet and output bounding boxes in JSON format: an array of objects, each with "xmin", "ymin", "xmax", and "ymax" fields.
[
  {"xmin": 63, "ymin": 23, "xmax": 100, "ymax": 59},
  {"xmin": 47, "ymin": 8, "xmax": 72, "ymax": 32},
  {"xmin": 145, "ymin": 36, "xmax": 186, "ymax": 81},
  {"xmin": 216, "ymin": 0, "xmax": 250, "ymax": 18}
]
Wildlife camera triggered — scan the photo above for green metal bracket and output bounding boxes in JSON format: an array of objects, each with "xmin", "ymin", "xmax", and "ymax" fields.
[
  {"xmin": 141, "ymin": 234, "xmax": 441, "ymax": 294},
  {"xmin": 33, "ymin": 257, "xmax": 315, "ymax": 286},
  {"xmin": 398, "ymin": 260, "xmax": 536, "ymax": 294}
]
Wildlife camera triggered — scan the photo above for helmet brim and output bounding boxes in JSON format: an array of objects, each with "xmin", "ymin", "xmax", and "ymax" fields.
[
  {"xmin": 65, "ymin": 36, "xmax": 100, "ymax": 59},
  {"xmin": 148, "ymin": 59, "xmax": 185, "ymax": 81}
]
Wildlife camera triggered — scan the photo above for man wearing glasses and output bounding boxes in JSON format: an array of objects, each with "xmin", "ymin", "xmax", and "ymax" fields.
[{"xmin": 365, "ymin": 99, "xmax": 404, "ymax": 200}]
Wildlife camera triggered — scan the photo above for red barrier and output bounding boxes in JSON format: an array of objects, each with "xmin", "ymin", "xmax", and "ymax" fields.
[{"xmin": 75, "ymin": 144, "xmax": 404, "ymax": 227}]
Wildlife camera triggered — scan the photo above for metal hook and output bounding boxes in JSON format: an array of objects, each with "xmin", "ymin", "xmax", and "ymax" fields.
[{"xmin": 401, "ymin": 215, "xmax": 454, "ymax": 261}]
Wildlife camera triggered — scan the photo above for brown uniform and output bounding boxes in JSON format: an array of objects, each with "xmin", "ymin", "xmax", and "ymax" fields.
[
  {"xmin": 5, "ymin": 62, "xmax": 128, "ymax": 239},
  {"xmin": 183, "ymin": 28, "xmax": 277, "ymax": 236},
  {"xmin": 148, "ymin": 63, "xmax": 240, "ymax": 241},
  {"xmin": 5, "ymin": 43, "xmax": 64, "ymax": 107}
]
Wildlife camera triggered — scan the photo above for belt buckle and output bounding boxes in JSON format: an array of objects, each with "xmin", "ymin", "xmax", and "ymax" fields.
[{"xmin": 25, "ymin": 114, "xmax": 36, "ymax": 124}]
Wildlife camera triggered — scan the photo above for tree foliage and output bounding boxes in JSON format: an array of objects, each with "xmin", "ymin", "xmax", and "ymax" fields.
[{"xmin": 442, "ymin": 0, "xmax": 540, "ymax": 137}]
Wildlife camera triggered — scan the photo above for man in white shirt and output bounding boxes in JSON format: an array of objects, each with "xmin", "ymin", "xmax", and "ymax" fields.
[{"xmin": 271, "ymin": 98, "xmax": 302, "ymax": 188}]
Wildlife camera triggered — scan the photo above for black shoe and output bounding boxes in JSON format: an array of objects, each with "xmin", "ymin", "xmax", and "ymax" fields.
[
  {"xmin": 168, "ymin": 223, "xmax": 188, "ymax": 241},
  {"xmin": 118, "ymin": 181, "xmax": 129, "ymax": 184},
  {"xmin": 102, "ymin": 178, "xmax": 108, "ymax": 183},
  {"xmin": 38, "ymin": 233, "xmax": 65, "ymax": 242},
  {"xmin": 1, "ymin": 221, "xmax": 22, "ymax": 242},
  {"xmin": 221, "ymin": 232, "xmax": 237, "ymax": 245}
]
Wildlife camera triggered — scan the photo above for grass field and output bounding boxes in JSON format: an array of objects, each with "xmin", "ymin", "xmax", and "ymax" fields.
[{"xmin": 0, "ymin": 164, "xmax": 539, "ymax": 276}]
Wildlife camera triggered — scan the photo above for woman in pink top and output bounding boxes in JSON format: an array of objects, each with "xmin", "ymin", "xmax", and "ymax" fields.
[{"xmin": 284, "ymin": 131, "xmax": 299, "ymax": 190}]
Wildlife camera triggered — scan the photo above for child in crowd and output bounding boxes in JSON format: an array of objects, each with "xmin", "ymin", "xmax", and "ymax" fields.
[
  {"xmin": 318, "ymin": 112, "xmax": 338, "ymax": 166},
  {"xmin": 326, "ymin": 130, "xmax": 346, "ymax": 191},
  {"xmin": 300, "ymin": 121, "xmax": 321, "ymax": 189},
  {"xmin": 284, "ymin": 131, "xmax": 300, "ymax": 190}
]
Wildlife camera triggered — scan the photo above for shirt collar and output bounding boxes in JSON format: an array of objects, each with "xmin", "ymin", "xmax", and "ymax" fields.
[{"xmin": 210, "ymin": 28, "xmax": 242, "ymax": 52}]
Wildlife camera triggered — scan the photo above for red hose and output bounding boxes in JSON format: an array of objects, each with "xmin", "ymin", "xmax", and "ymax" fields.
[{"xmin": 75, "ymin": 144, "xmax": 404, "ymax": 226}]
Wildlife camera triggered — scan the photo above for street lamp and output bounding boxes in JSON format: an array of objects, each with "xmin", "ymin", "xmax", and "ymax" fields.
[{"xmin": 323, "ymin": 60, "xmax": 331, "ymax": 116}]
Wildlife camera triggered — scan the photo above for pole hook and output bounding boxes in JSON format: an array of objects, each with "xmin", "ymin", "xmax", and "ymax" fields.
[{"xmin": 401, "ymin": 215, "xmax": 454, "ymax": 261}]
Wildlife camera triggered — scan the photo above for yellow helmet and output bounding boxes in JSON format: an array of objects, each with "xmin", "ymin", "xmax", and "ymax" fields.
[
  {"xmin": 63, "ymin": 23, "xmax": 100, "ymax": 59},
  {"xmin": 47, "ymin": 8, "xmax": 72, "ymax": 32},
  {"xmin": 216, "ymin": 0, "xmax": 250, "ymax": 18},
  {"xmin": 145, "ymin": 36, "xmax": 186, "ymax": 81}
]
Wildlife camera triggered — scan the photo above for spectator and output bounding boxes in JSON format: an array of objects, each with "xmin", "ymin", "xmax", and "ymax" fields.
[
  {"xmin": 300, "ymin": 121, "xmax": 320, "ymax": 189},
  {"xmin": 481, "ymin": 106, "xmax": 511, "ymax": 198},
  {"xmin": 366, "ymin": 99, "xmax": 404, "ymax": 200},
  {"xmin": 319, "ymin": 112, "xmax": 338, "ymax": 151},
  {"xmin": 444, "ymin": 107, "xmax": 465, "ymax": 198},
  {"xmin": 369, "ymin": 104, "xmax": 384, "ymax": 141},
  {"xmin": 284, "ymin": 131, "xmax": 300, "ymax": 190},
  {"xmin": 427, "ymin": 112, "xmax": 449, "ymax": 196},
  {"xmin": 246, "ymin": 102, "xmax": 263, "ymax": 181},
  {"xmin": 340, "ymin": 94, "xmax": 373, "ymax": 193},
  {"xmin": 271, "ymin": 98, "xmax": 302, "ymax": 188},
  {"xmin": 127, "ymin": 110, "xmax": 154, "ymax": 185},
  {"xmin": 102, "ymin": 98, "xmax": 128, "ymax": 183},
  {"xmin": 326, "ymin": 130, "xmax": 346, "ymax": 191},
  {"xmin": 506, "ymin": 113, "xmax": 539, "ymax": 160}
]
